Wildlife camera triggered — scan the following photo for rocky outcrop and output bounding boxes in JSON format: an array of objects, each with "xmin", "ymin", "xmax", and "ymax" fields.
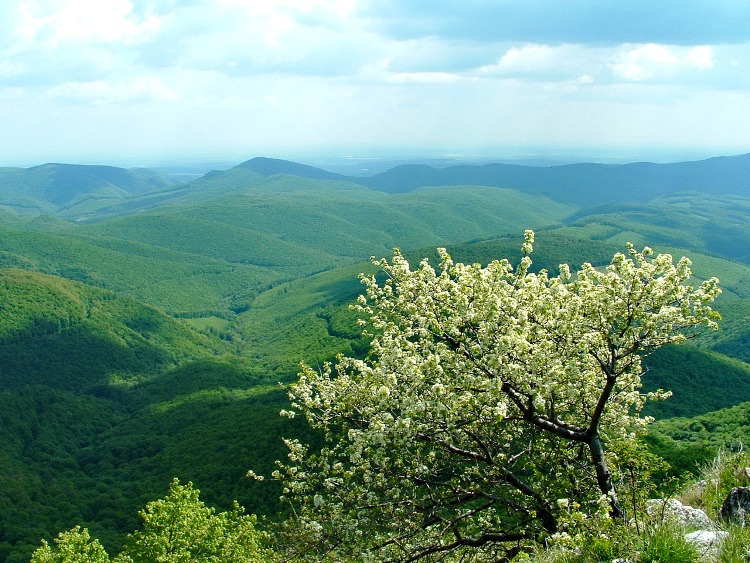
[
  {"xmin": 719, "ymin": 486, "xmax": 750, "ymax": 524},
  {"xmin": 646, "ymin": 498, "xmax": 712, "ymax": 529}
]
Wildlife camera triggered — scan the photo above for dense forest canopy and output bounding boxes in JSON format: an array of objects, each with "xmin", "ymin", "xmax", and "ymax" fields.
[{"xmin": 0, "ymin": 155, "xmax": 749, "ymax": 561}]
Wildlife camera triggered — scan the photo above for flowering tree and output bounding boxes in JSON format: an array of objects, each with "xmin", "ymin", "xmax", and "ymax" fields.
[{"xmin": 274, "ymin": 231, "xmax": 720, "ymax": 562}]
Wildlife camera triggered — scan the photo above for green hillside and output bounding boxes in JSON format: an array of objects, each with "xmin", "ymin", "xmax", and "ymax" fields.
[
  {"xmin": 79, "ymin": 178, "xmax": 575, "ymax": 259},
  {"xmin": 1, "ymin": 176, "xmax": 575, "ymax": 321},
  {"xmin": 2, "ymin": 157, "xmax": 750, "ymax": 561},
  {"xmin": 0, "ymin": 164, "xmax": 178, "ymax": 217},
  {"xmin": 0, "ymin": 269, "xmax": 305, "ymax": 562},
  {"xmin": 0, "ymin": 228, "xmax": 280, "ymax": 315},
  {"xmin": 561, "ymin": 192, "xmax": 750, "ymax": 265}
]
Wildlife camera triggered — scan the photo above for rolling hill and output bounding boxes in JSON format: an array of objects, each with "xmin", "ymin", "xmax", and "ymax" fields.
[
  {"xmin": 3, "ymin": 152, "xmax": 750, "ymax": 223},
  {"xmin": 0, "ymin": 268, "xmax": 308, "ymax": 561},
  {"xmin": 1, "ymin": 154, "xmax": 750, "ymax": 561},
  {"xmin": 236, "ymin": 153, "xmax": 750, "ymax": 205},
  {"xmin": 0, "ymin": 164, "xmax": 178, "ymax": 217}
]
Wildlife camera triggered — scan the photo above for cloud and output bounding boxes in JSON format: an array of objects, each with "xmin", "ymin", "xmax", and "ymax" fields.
[
  {"xmin": 609, "ymin": 43, "xmax": 719, "ymax": 82},
  {"xmin": 610, "ymin": 44, "xmax": 679, "ymax": 81},
  {"xmin": 15, "ymin": 0, "xmax": 164, "ymax": 45},
  {"xmin": 1, "ymin": 0, "xmax": 750, "ymax": 164},
  {"xmin": 477, "ymin": 44, "xmax": 596, "ymax": 80},
  {"xmin": 387, "ymin": 71, "xmax": 461, "ymax": 84},
  {"xmin": 687, "ymin": 46, "xmax": 714, "ymax": 69},
  {"xmin": 46, "ymin": 75, "xmax": 177, "ymax": 104}
]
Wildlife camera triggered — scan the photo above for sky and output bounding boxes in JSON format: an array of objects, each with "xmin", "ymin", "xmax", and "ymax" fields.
[{"xmin": 2, "ymin": 0, "xmax": 750, "ymax": 168}]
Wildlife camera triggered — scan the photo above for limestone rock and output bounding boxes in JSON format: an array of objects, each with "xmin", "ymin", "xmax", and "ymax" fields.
[
  {"xmin": 646, "ymin": 498, "xmax": 712, "ymax": 529},
  {"xmin": 685, "ymin": 530, "xmax": 728, "ymax": 558}
]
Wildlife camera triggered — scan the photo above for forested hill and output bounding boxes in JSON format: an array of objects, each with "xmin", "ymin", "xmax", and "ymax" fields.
[
  {"xmin": 3, "ymin": 153, "xmax": 750, "ymax": 220},
  {"xmin": 239, "ymin": 153, "xmax": 750, "ymax": 205},
  {"xmin": 4, "ymin": 153, "xmax": 750, "ymax": 560},
  {"xmin": 0, "ymin": 268, "xmax": 298, "ymax": 560},
  {"xmin": 0, "ymin": 164, "xmax": 178, "ymax": 215}
]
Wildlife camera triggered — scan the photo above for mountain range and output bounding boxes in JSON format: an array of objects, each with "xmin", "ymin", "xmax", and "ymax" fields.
[
  {"xmin": 1, "ymin": 152, "xmax": 750, "ymax": 560},
  {"xmin": 3, "ymin": 152, "xmax": 750, "ymax": 220}
]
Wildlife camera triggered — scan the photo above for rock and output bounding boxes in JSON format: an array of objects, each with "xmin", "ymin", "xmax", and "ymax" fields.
[
  {"xmin": 646, "ymin": 498, "xmax": 712, "ymax": 529},
  {"xmin": 719, "ymin": 486, "xmax": 750, "ymax": 524},
  {"xmin": 685, "ymin": 530, "xmax": 728, "ymax": 557}
]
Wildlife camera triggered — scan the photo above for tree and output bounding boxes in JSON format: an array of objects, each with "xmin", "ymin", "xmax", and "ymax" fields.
[
  {"xmin": 31, "ymin": 479, "xmax": 273, "ymax": 563},
  {"xmin": 118, "ymin": 478, "xmax": 271, "ymax": 562},
  {"xmin": 31, "ymin": 526, "xmax": 110, "ymax": 563},
  {"xmin": 274, "ymin": 231, "xmax": 720, "ymax": 561}
]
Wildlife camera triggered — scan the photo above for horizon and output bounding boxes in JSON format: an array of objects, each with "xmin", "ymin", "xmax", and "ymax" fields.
[
  {"xmin": 2, "ymin": 2, "xmax": 750, "ymax": 166},
  {"xmin": 1, "ymin": 146, "xmax": 745, "ymax": 178}
]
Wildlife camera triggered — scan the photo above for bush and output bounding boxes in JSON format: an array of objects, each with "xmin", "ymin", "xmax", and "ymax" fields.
[{"xmin": 639, "ymin": 523, "xmax": 700, "ymax": 563}]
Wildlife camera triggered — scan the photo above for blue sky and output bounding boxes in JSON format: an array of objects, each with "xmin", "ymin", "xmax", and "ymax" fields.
[{"xmin": 2, "ymin": 0, "xmax": 750, "ymax": 166}]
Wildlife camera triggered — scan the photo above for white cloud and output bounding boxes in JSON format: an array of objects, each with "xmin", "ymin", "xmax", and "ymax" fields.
[
  {"xmin": 46, "ymin": 75, "xmax": 177, "ymax": 104},
  {"xmin": 15, "ymin": 0, "xmax": 164, "ymax": 45},
  {"xmin": 1, "ymin": 1, "xmax": 750, "ymax": 163},
  {"xmin": 686, "ymin": 45, "xmax": 714, "ymax": 69},
  {"xmin": 477, "ymin": 44, "xmax": 595, "ymax": 80},
  {"xmin": 610, "ymin": 43, "xmax": 679, "ymax": 81},
  {"xmin": 388, "ymin": 71, "xmax": 461, "ymax": 84}
]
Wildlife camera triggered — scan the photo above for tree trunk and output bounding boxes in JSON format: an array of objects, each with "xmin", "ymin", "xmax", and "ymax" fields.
[{"xmin": 587, "ymin": 433, "xmax": 624, "ymax": 519}]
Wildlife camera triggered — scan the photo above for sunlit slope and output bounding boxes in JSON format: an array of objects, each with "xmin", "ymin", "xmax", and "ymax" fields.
[
  {"xmin": 233, "ymin": 233, "xmax": 645, "ymax": 379},
  {"xmin": 560, "ymin": 192, "xmax": 750, "ymax": 265},
  {"xmin": 0, "ymin": 269, "xmax": 303, "ymax": 560},
  {"xmin": 0, "ymin": 164, "xmax": 178, "ymax": 217},
  {"xmin": 0, "ymin": 268, "xmax": 228, "ymax": 390},
  {"xmin": 80, "ymin": 177, "xmax": 575, "ymax": 258},
  {"xmin": 235, "ymin": 231, "xmax": 750, "ymax": 416},
  {"xmin": 0, "ymin": 228, "xmax": 279, "ymax": 315}
]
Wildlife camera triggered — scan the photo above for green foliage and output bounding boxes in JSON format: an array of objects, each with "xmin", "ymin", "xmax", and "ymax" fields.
[
  {"xmin": 642, "ymin": 345, "xmax": 750, "ymax": 418},
  {"xmin": 0, "ymin": 228, "xmax": 280, "ymax": 316},
  {"xmin": 117, "ymin": 479, "xmax": 270, "ymax": 562},
  {"xmin": 683, "ymin": 448, "xmax": 750, "ymax": 519},
  {"xmin": 277, "ymin": 235, "xmax": 720, "ymax": 561},
  {"xmin": 638, "ymin": 523, "xmax": 700, "ymax": 563},
  {"xmin": 31, "ymin": 480, "xmax": 272, "ymax": 563},
  {"xmin": 5, "ymin": 159, "xmax": 750, "ymax": 561},
  {"xmin": 717, "ymin": 525, "xmax": 750, "ymax": 563},
  {"xmin": 0, "ymin": 268, "xmax": 306, "ymax": 561},
  {"xmin": 31, "ymin": 527, "xmax": 110, "ymax": 563},
  {"xmin": 646, "ymin": 405, "xmax": 750, "ymax": 488}
]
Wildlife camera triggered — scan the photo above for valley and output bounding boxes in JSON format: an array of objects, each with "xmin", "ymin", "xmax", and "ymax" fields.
[{"xmin": 1, "ymin": 154, "xmax": 750, "ymax": 561}]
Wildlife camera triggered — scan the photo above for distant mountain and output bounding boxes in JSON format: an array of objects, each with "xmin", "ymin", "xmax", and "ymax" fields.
[
  {"xmin": 3, "ymin": 153, "xmax": 750, "ymax": 220},
  {"xmin": 235, "ymin": 156, "xmax": 349, "ymax": 182},
  {"xmin": 350, "ymin": 153, "xmax": 750, "ymax": 205},
  {"xmin": 0, "ymin": 163, "xmax": 179, "ymax": 215},
  {"xmin": 194, "ymin": 153, "xmax": 750, "ymax": 207}
]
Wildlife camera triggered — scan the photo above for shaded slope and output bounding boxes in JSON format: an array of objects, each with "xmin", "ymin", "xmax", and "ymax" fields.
[
  {"xmin": 353, "ymin": 153, "xmax": 750, "ymax": 205},
  {"xmin": 0, "ymin": 164, "xmax": 179, "ymax": 216},
  {"xmin": 0, "ymin": 268, "xmax": 225, "ymax": 390},
  {"xmin": 560, "ymin": 192, "xmax": 750, "ymax": 265},
  {"xmin": 642, "ymin": 345, "xmax": 750, "ymax": 419},
  {"xmin": 0, "ymin": 269, "xmax": 301, "ymax": 561}
]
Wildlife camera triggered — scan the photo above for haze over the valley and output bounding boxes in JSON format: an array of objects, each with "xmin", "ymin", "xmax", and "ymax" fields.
[{"xmin": 1, "ymin": 1, "xmax": 749, "ymax": 168}]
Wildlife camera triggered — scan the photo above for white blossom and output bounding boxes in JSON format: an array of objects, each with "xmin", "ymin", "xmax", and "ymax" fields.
[{"xmin": 274, "ymin": 232, "xmax": 720, "ymax": 561}]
